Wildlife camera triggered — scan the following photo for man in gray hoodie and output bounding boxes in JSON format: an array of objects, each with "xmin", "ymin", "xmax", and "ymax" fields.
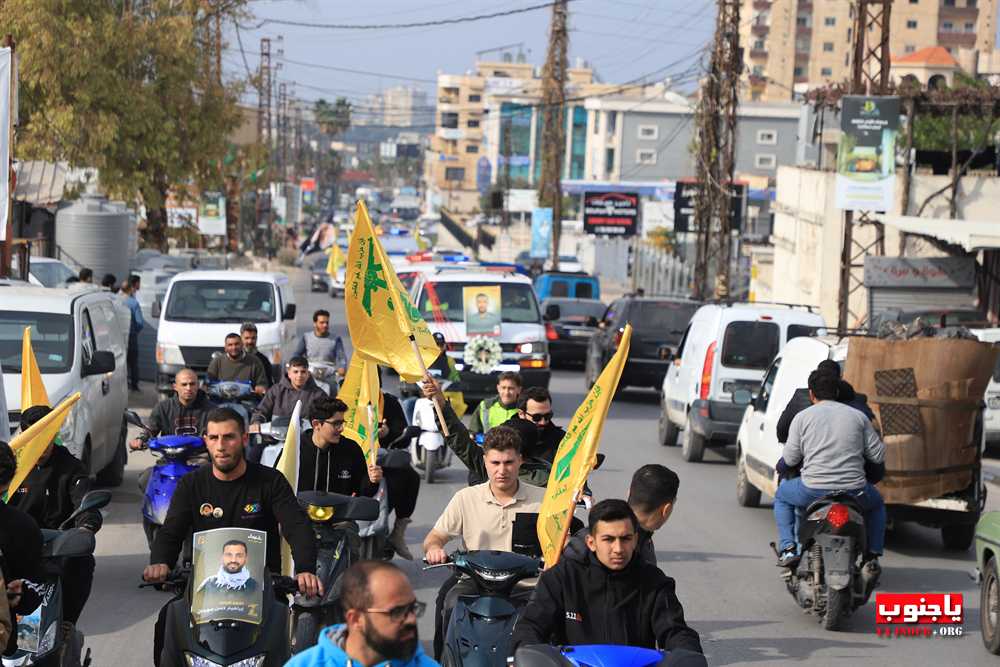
[
  {"xmin": 251, "ymin": 357, "xmax": 328, "ymax": 425},
  {"xmin": 292, "ymin": 309, "xmax": 347, "ymax": 376}
]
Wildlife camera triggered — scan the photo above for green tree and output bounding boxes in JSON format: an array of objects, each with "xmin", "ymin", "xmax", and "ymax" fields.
[{"xmin": 314, "ymin": 97, "xmax": 352, "ymax": 137}]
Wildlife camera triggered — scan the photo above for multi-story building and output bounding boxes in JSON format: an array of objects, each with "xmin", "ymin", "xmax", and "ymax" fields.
[
  {"xmin": 742, "ymin": 0, "xmax": 998, "ymax": 101},
  {"xmin": 382, "ymin": 86, "xmax": 430, "ymax": 128}
]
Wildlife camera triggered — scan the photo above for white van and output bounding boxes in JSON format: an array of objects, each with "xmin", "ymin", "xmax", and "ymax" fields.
[
  {"xmin": 153, "ymin": 271, "xmax": 297, "ymax": 395},
  {"xmin": 408, "ymin": 269, "xmax": 550, "ymax": 403},
  {"xmin": 659, "ymin": 302, "xmax": 826, "ymax": 462},
  {"xmin": 1, "ymin": 284, "xmax": 129, "ymax": 484}
]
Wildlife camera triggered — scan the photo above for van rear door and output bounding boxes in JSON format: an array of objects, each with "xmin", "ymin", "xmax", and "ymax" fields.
[{"xmin": 714, "ymin": 318, "xmax": 781, "ymax": 401}]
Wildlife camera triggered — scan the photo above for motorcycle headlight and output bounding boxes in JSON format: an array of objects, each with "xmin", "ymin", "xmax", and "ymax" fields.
[
  {"xmin": 311, "ymin": 366, "xmax": 330, "ymax": 380},
  {"xmin": 37, "ymin": 620, "xmax": 58, "ymax": 655},
  {"xmin": 186, "ymin": 654, "xmax": 265, "ymax": 667},
  {"xmin": 307, "ymin": 504, "xmax": 336, "ymax": 522},
  {"xmin": 156, "ymin": 343, "xmax": 185, "ymax": 366}
]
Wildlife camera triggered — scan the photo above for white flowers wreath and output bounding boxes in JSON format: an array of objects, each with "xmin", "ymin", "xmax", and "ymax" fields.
[{"xmin": 464, "ymin": 336, "xmax": 503, "ymax": 374}]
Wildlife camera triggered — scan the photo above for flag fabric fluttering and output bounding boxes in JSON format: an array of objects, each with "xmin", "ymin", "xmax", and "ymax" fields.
[
  {"xmin": 5, "ymin": 392, "xmax": 81, "ymax": 501},
  {"xmin": 326, "ymin": 243, "xmax": 345, "ymax": 277},
  {"xmin": 273, "ymin": 400, "xmax": 302, "ymax": 577},
  {"xmin": 536, "ymin": 324, "xmax": 633, "ymax": 566},
  {"xmin": 21, "ymin": 327, "xmax": 50, "ymax": 410},
  {"xmin": 337, "ymin": 355, "xmax": 384, "ymax": 465}
]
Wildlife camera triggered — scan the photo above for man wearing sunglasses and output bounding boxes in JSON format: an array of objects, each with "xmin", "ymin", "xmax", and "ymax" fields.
[
  {"xmin": 286, "ymin": 560, "xmax": 438, "ymax": 667},
  {"xmin": 288, "ymin": 396, "xmax": 382, "ymax": 496}
]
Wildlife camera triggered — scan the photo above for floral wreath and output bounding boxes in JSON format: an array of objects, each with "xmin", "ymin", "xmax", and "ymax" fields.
[{"xmin": 464, "ymin": 336, "xmax": 503, "ymax": 374}]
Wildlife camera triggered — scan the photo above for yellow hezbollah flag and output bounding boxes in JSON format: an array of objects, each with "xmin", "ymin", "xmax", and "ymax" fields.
[
  {"xmin": 326, "ymin": 243, "xmax": 345, "ymax": 277},
  {"xmin": 21, "ymin": 327, "xmax": 50, "ymax": 409},
  {"xmin": 537, "ymin": 324, "xmax": 633, "ymax": 566},
  {"xmin": 344, "ymin": 201, "xmax": 439, "ymax": 381},
  {"xmin": 274, "ymin": 400, "xmax": 302, "ymax": 577},
  {"xmin": 5, "ymin": 392, "xmax": 81, "ymax": 501},
  {"xmin": 337, "ymin": 355, "xmax": 384, "ymax": 464}
]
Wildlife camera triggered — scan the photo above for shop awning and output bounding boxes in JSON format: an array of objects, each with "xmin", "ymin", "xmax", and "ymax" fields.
[{"xmin": 881, "ymin": 215, "xmax": 1000, "ymax": 252}]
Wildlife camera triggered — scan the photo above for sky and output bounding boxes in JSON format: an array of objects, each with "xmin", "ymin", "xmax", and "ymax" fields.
[{"xmin": 226, "ymin": 0, "xmax": 718, "ymax": 123}]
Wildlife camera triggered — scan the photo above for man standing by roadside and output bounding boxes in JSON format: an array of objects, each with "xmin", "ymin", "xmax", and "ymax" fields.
[
  {"xmin": 121, "ymin": 274, "xmax": 144, "ymax": 392},
  {"xmin": 240, "ymin": 322, "xmax": 275, "ymax": 389}
]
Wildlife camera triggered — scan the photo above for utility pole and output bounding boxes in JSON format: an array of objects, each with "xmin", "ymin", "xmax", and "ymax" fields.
[
  {"xmin": 538, "ymin": 0, "xmax": 568, "ymax": 270},
  {"xmin": 256, "ymin": 37, "xmax": 273, "ymax": 258},
  {"xmin": 278, "ymin": 82, "xmax": 288, "ymax": 182},
  {"xmin": 692, "ymin": 0, "xmax": 741, "ymax": 300},
  {"xmin": 836, "ymin": 0, "xmax": 892, "ymax": 331},
  {"xmin": 502, "ymin": 114, "xmax": 513, "ymax": 228}
]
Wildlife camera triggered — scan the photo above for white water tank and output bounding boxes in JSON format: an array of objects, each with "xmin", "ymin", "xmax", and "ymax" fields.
[{"xmin": 56, "ymin": 193, "xmax": 133, "ymax": 281}]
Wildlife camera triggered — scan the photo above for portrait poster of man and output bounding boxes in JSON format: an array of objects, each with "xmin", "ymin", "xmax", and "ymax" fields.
[
  {"xmin": 463, "ymin": 285, "xmax": 502, "ymax": 337},
  {"xmin": 191, "ymin": 527, "xmax": 267, "ymax": 625}
]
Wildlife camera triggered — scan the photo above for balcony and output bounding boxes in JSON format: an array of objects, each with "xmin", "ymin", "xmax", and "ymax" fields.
[
  {"xmin": 940, "ymin": 5, "xmax": 979, "ymax": 19},
  {"xmin": 750, "ymin": 48, "xmax": 769, "ymax": 58},
  {"xmin": 938, "ymin": 30, "xmax": 977, "ymax": 47},
  {"xmin": 753, "ymin": 0, "xmax": 771, "ymax": 8},
  {"xmin": 752, "ymin": 23, "xmax": 770, "ymax": 35}
]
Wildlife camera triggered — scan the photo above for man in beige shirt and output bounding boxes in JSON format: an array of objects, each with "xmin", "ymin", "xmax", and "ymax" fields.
[{"xmin": 423, "ymin": 425, "xmax": 544, "ymax": 659}]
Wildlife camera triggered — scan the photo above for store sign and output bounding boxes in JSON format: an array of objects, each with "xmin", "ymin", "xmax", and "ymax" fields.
[
  {"xmin": 583, "ymin": 192, "xmax": 639, "ymax": 237},
  {"xmin": 835, "ymin": 96, "xmax": 900, "ymax": 211},
  {"xmin": 672, "ymin": 182, "xmax": 746, "ymax": 233}
]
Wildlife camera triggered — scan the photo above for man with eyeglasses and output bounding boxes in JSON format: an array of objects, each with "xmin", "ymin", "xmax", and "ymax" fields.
[
  {"xmin": 281, "ymin": 395, "xmax": 382, "ymax": 496},
  {"xmin": 286, "ymin": 560, "xmax": 438, "ymax": 666}
]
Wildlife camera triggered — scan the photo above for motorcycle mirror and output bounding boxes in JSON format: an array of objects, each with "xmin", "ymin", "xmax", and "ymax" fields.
[
  {"xmin": 125, "ymin": 409, "xmax": 145, "ymax": 429},
  {"xmin": 59, "ymin": 490, "xmax": 113, "ymax": 530},
  {"xmin": 210, "ymin": 351, "xmax": 224, "ymax": 361}
]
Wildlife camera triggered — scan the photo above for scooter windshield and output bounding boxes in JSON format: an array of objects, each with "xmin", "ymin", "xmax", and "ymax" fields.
[{"xmin": 190, "ymin": 527, "xmax": 267, "ymax": 625}]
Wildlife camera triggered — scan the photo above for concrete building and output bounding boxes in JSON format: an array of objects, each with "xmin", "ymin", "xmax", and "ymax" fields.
[
  {"xmin": 382, "ymin": 86, "xmax": 430, "ymax": 128},
  {"xmin": 742, "ymin": 0, "xmax": 998, "ymax": 101}
]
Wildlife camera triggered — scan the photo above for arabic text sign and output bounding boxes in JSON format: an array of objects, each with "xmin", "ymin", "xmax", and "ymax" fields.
[
  {"xmin": 583, "ymin": 192, "xmax": 638, "ymax": 237},
  {"xmin": 875, "ymin": 593, "xmax": 964, "ymax": 638}
]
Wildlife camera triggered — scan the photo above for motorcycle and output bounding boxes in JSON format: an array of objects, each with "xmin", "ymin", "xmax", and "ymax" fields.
[
  {"xmin": 514, "ymin": 645, "xmax": 667, "ymax": 667},
  {"xmin": 772, "ymin": 493, "xmax": 877, "ymax": 630},
  {"xmin": 204, "ymin": 377, "xmax": 263, "ymax": 426},
  {"xmin": 3, "ymin": 490, "xmax": 113, "ymax": 667},
  {"xmin": 289, "ymin": 491, "xmax": 381, "ymax": 653},
  {"xmin": 426, "ymin": 550, "xmax": 540, "ymax": 667},
  {"xmin": 307, "ymin": 360, "xmax": 340, "ymax": 396},
  {"xmin": 125, "ymin": 410, "xmax": 207, "ymax": 550},
  {"xmin": 410, "ymin": 398, "xmax": 451, "ymax": 484}
]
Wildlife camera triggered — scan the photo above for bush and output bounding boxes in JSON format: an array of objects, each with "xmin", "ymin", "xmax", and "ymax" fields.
[{"xmin": 277, "ymin": 248, "xmax": 298, "ymax": 266}]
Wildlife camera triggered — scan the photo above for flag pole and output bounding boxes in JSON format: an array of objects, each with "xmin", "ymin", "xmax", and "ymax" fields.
[
  {"xmin": 365, "ymin": 402, "xmax": 378, "ymax": 464},
  {"xmin": 409, "ymin": 335, "xmax": 450, "ymax": 437}
]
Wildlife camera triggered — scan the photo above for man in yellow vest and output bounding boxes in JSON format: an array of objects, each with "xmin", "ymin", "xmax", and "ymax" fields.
[{"xmin": 470, "ymin": 371, "xmax": 522, "ymax": 435}]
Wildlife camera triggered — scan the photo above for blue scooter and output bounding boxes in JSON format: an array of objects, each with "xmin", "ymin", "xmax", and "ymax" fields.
[
  {"xmin": 125, "ymin": 410, "xmax": 206, "ymax": 549},
  {"xmin": 514, "ymin": 645, "xmax": 667, "ymax": 667}
]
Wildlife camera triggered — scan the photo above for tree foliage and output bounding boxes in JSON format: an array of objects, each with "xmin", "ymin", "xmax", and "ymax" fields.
[{"xmin": 314, "ymin": 97, "xmax": 352, "ymax": 138}]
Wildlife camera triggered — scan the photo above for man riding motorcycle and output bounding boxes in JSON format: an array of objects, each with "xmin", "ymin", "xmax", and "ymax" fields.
[
  {"xmin": 206, "ymin": 333, "xmax": 269, "ymax": 394},
  {"xmin": 422, "ymin": 425, "xmax": 544, "ymax": 660},
  {"xmin": 241, "ymin": 322, "xmax": 276, "ymax": 388},
  {"xmin": 9, "ymin": 406, "xmax": 103, "ymax": 631},
  {"xmin": 773, "ymin": 371, "xmax": 887, "ymax": 572},
  {"xmin": 144, "ymin": 407, "xmax": 322, "ymax": 665},
  {"xmin": 250, "ymin": 356, "xmax": 328, "ymax": 427},
  {"xmin": 511, "ymin": 500, "xmax": 705, "ymax": 666},
  {"xmin": 470, "ymin": 371, "xmax": 522, "ymax": 436},
  {"xmin": 293, "ymin": 309, "xmax": 348, "ymax": 378}
]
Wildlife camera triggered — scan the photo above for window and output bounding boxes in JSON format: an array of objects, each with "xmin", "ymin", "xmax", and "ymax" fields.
[
  {"xmin": 636, "ymin": 149, "xmax": 657, "ymax": 165},
  {"xmin": 824, "ymin": 16, "xmax": 836, "ymax": 26},
  {"xmin": 793, "ymin": 66, "xmax": 804, "ymax": 77},
  {"xmin": 721, "ymin": 321, "xmax": 780, "ymax": 369},
  {"xmin": 944, "ymin": 0, "xmax": 956, "ymax": 5},
  {"xmin": 465, "ymin": 144, "xmax": 479, "ymax": 153},
  {"xmin": 757, "ymin": 129, "xmax": 778, "ymax": 145},
  {"xmin": 755, "ymin": 153, "xmax": 777, "ymax": 169},
  {"xmin": 444, "ymin": 167, "xmax": 465, "ymax": 181},
  {"xmin": 907, "ymin": 19, "xmax": 917, "ymax": 28},
  {"xmin": 605, "ymin": 148, "xmax": 615, "ymax": 173},
  {"xmin": 757, "ymin": 359, "xmax": 782, "ymax": 410},
  {"xmin": 166, "ymin": 281, "xmax": 277, "ymax": 323},
  {"xmin": 418, "ymin": 282, "xmax": 540, "ymax": 324},
  {"xmin": 965, "ymin": 22, "xmax": 975, "ymax": 31},
  {"xmin": 468, "ymin": 94, "xmax": 481, "ymax": 102},
  {"xmin": 942, "ymin": 20, "xmax": 954, "ymax": 30},
  {"xmin": 638, "ymin": 125, "xmax": 659, "ymax": 140},
  {"xmin": 467, "ymin": 119, "xmax": 480, "ymax": 128},
  {"xmin": 905, "ymin": 45, "xmax": 916, "ymax": 53},
  {"xmin": 909, "ymin": 0, "xmax": 918, "ymax": 3},
  {"xmin": 0, "ymin": 311, "xmax": 74, "ymax": 373},
  {"xmin": 969, "ymin": 0, "xmax": 978, "ymax": 7},
  {"xmin": 441, "ymin": 112, "xmax": 459, "ymax": 129},
  {"xmin": 788, "ymin": 324, "xmax": 823, "ymax": 341},
  {"xmin": 607, "ymin": 111, "xmax": 617, "ymax": 134},
  {"xmin": 796, "ymin": 16, "xmax": 807, "ymax": 26},
  {"xmin": 752, "ymin": 65, "xmax": 765, "ymax": 76},
  {"xmin": 823, "ymin": 42, "xmax": 834, "ymax": 52},
  {"xmin": 632, "ymin": 302, "xmax": 700, "ymax": 339},
  {"xmin": 754, "ymin": 39, "xmax": 766, "ymax": 49},
  {"xmin": 820, "ymin": 67, "xmax": 833, "ymax": 76}
]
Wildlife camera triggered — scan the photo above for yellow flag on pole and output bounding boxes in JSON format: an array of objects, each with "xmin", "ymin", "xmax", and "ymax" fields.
[
  {"xmin": 5, "ymin": 392, "xmax": 81, "ymax": 501},
  {"xmin": 344, "ymin": 201, "xmax": 439, "ymax": 381},
  {"xmin": 537, "ymin": 324, "xmax": 633, "ymax": 567},
  {"xmin": 274, "ymin": 399, "xmax": 302, "ymax": 577},
  {"xmin": 326, "ymin": 243, "xmax": 345, "ymax": 277},
  {"xmin": 21, "ymin": 327, "xmax": 50, "ymax": 410},
  {"xmin": 337, "ymin": 355, "xmax": 384, "ymax": 464}
]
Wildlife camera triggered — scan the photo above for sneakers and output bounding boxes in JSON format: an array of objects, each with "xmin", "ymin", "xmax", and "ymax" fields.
[
  {"xmin": 777, "ymin": 546, "xmax": 800, "ymax": 568},
  {"xmin": 388, "ymin": 517, "xmax": 414, "ymax": 561}
]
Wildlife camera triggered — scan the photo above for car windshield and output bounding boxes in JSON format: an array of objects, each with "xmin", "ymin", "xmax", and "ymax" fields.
[
  {"xmin": 721, "ymin": 321, "xmax": 780, "ymax": 369},
  {"xmin": 547, "ymin": 300, "xmax": 605, "ymax": 320},
  {"xmin": 312, "ymin": 256, "xmax": 328, "ymax": 271},
  {"xmin": 419, "ymin": 282, "xmax": 540, "ymax": 324},
  {"xmin": 0, "ymin": 311, "xmax": 74, "ymax": 373},
  {"xmin": 30, "ymin": 261, "xmax": 77, "ymax": 287},
  {"xmin": 165, "ymin": 281, "xmax": 277, "ymax": 323},
  {"xmin": 633, "ymin": 302, "xmax": 700, "ymax": 337}
]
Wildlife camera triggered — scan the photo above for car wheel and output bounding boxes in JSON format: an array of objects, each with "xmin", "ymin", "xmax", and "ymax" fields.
[
  {"xmin": 96, "ymin": 419, "xmax": 128, "ymax": 487},
  {"xmin": 736, "ymin": 446, "xmax": 761, "ymax": 508},
  {"xmin": 681, "ymin": 415, "xmax": 705, "ymax": 463},
  {"xmin": 658, "ymin": 409, "xmax": 679, "ymax": 447},
  {"xmin": 983, "ymin": 556, "xmax": 1000, "ymax": 654},
  {"xmin": 941, "ymin": 523, "xmax": 975, "ymax": 551}
]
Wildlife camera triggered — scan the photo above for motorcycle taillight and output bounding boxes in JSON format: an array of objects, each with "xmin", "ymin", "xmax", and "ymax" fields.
[{"xmin": 826, "ymin": 503, "xmax": 850, "ymax": 529}]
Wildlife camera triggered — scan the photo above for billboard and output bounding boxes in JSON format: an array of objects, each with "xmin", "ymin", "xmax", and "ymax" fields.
[
  {"xmin": 835, "ymin": 96, "xmax": 900, "ymax": 211},
  {"xmin": 672, "ymin": 181, "xmax": 746, "ymax": 233},
  {"xmin": 583, "ymin": 191, "xmax": 639, "ymax": 237},
  {"xmin": 199, "ymin": 190, "xmax": 226, "ymax": 236},
  {"xmin": 530, "ymin": 207, "xmax": 552, "ymax": 259}
]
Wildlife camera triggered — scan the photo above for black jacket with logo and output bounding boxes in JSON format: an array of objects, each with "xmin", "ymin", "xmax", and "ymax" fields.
[
  {"xmin": 287, "ymin": 431, "xmax": 379, "ymax": 497},
  {"xmin": 511, "ymin": 548, "xmax": 703, "ymax": 654},
  {"xmin": 10, "ymin": 446, "xmax": 102, "ymax": 531},
  {"xmin": 251, "ymin": 375, "xmax": 327, "ymax": 424}
]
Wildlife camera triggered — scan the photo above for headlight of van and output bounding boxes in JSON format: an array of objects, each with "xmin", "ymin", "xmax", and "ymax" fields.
[{"xmin": 156, "ymin": 343, "xmax": 185, "ymax": 366}]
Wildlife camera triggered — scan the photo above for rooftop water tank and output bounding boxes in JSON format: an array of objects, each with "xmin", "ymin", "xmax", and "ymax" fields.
[{"xmin": 55, "ymin": 193, "xmax": 133, "ymax": 282}]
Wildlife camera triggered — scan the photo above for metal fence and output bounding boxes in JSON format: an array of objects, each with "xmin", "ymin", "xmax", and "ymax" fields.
[{"xmin": 592, "ymin": 237, "xmax": 694, "ymax": 298}]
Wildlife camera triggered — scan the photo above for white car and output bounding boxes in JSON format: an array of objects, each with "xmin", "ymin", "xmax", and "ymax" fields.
[
  {"xmin": 12, "ymin": 256, "xmax": 79, "ymax": 287},
  {"xmin": 1, "ymin": 284, "xmax": 130, "ymax": 484},
  {"xmin": 659, "ymin": 302, "xmax": 826, "ymax": 462}
]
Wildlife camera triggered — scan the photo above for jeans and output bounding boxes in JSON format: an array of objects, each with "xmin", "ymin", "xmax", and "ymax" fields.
[
  {"xmin": 773, "ymin": 477, "xmax": 886, "ymax": 555},
  {"xmin": 61, "ymin": 555, "xmax": 95, "ymax": 624}
]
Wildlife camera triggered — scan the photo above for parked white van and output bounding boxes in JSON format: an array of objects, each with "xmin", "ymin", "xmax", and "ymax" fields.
[
  {"xmin": 153, "ymin": 271, "xmax": 297, "ymax": 396},
  {"xmin": 1, "ymin": 284, "xmax": 129, "ymax": 484},
  {"xmin": 659, "ymin": 302, "xmax": 826, "ymax": 462}
]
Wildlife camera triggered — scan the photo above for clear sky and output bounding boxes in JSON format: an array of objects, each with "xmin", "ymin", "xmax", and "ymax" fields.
[{"xmin": 227, "ymin": 0, "xmax": 717, "ymax": 121}]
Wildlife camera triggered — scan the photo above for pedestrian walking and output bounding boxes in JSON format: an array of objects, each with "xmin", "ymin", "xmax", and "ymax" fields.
[{"xmin": 121, "ymin": 275, "xmax": 144, "ymax": 391}]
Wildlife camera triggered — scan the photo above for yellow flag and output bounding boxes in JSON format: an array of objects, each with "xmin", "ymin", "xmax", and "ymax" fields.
[
  {"xmin": 344, "ymin": 201, "xmax": 439, "ymax": 381},
  {"xmin": 415, "ymin": 231, "xmax": 428, "ymax": 251},
  {"xmin": 537, "ymin": 324, "xmax": 633, "ymax": 566},
  {"xmin": 21, "ymin": 327, "xmax": 50, "ymax": 410},
  {"xmin": 274, "ymin": 400, "xmax": 302, "ymax": 577},
  {"xmin": 326, "ymin": 243, "xmax": 345, "ymax": 277},
  {"xmin": 337, "ymin": 356, "xmax": 384, "ymax": 464},
  {"xmin": 5, "ymin": 392, "xmax": 81, "ymax": 501}
]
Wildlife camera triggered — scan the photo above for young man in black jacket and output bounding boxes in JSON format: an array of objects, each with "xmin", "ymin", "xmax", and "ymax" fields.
[
  {"xmin": 511, "ymin": 500, "xmax": 705, "ymax": 664},
  {"xmin": 251, "ymin": 357, "xmax": 328, "ymax": 426},
  {"xmin": 290, "ymin": 396, "xmax": 382, "ymax": 496},
  {"xmin": 9, "ymin": 406, "xmax": 102, "ymax": 628}
]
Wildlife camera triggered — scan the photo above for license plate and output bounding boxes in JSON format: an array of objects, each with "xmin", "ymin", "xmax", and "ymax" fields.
[
  {"xmin": 568, "ymin": 329, "xmax": 592, "ymax": 338},
  {"xmin": 989, "ymin": 396, "xmax": 1000, "ymax": 410}
]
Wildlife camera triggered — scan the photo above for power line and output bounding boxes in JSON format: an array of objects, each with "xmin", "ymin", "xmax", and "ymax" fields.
[
  {"xmin": 241, "ymin": 0, "xmax": 579, "ymax": 31},
  {"xmin": 223, "ymin": 47, "xmax": 437, "ymax": 83}
]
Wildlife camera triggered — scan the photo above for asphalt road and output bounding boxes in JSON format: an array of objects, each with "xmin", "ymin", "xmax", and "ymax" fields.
[{"xmin": 82, "ymin": 265, "xmax": 1000, "ymax": 666}]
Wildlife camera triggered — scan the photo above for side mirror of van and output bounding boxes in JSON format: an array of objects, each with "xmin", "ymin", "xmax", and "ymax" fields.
[
  {"xmin": 83, "ymin": 350, "xmax": 115, "ymax": 377},
  {"xmin": 544, "ymin": 304, "xmax": 561, "ymax": 321},
  {"xmin": 151, "ymin": 300, "xmax": 161, "ymax": 319},
  {"xmin": 283, "ymin": 304, "xmax": 297, "ymax": 320},
  {"xmin": 732, "ymin": 389, "xmax": 754, "ymax": 407}
]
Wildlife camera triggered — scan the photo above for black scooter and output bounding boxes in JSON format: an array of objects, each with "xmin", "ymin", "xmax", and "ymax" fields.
[
  {"xmin": 773, "ymin": 493, "xmax": 878, "ymax": 630},
  {"xmin": 427, "ymin": 551, "xmax": 540, "ymax": 667},
  {"xmin": 3, "ymin": 490, "xmax": 113, "ymax": 667},
  {"xmin": 290, "ymin": 490, "xmax": 381, "ymax": 654}
]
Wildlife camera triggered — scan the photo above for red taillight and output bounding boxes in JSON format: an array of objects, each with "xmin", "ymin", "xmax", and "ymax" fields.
[
  {"xmin": 545, "ymin": 322, "xmax": 559, "ymax": 341},
  {"xmin": 613, "ymin": 329, "xmax": 624, "ymax": 348},
  {"xmin": 826, "ymin": 504, "xmax": 850, "ymax": 530},
  {"xmin": 699, "ymin": 342, "xmax": 716, "ymax": 400}
]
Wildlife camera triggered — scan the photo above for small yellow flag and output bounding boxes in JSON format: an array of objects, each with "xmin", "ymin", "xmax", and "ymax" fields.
[
  {"xmin": 5, "ymin": 392, "xmax": 81, "ymax": 501},
  {"xmin": 326, "ymin": 243, "xmax": 345, "ymax": 277},
  {"xmin": 537, "ymin": 324, "xmax": 633, "ymax": 567},
  {"xmin": 21, "ymin": 327, "xmax": 50, "ymax": 410},
  {"xmin": 337, "ymin": 356, "xmax": 384, "ymax": 464},
  {"xmin": 274, "ymin": 400, "xmax": 302, "ymax": 577},
  {"xmin": 344, "ymin": 201, "xmax": 439, "ymax": 381}
]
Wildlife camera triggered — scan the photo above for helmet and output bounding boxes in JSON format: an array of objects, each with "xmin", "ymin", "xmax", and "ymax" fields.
[{"xmin": 433, "ymin": 332, "xmax": 446, "ymax": 345}]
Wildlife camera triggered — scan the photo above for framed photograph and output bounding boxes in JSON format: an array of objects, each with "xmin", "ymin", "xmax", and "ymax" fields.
[
  {"xmin": 191, "ymin": 527, "xmax": 267, "ymax": 625},
  {"xmin": 463, "ymin": 285, "xmax": 502, "ymax": 337}
]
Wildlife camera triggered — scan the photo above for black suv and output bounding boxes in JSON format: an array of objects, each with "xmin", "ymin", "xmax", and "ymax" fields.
[{"xmin": 585, "ymin": 296, "xmax": 701, "ymax": 391}]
